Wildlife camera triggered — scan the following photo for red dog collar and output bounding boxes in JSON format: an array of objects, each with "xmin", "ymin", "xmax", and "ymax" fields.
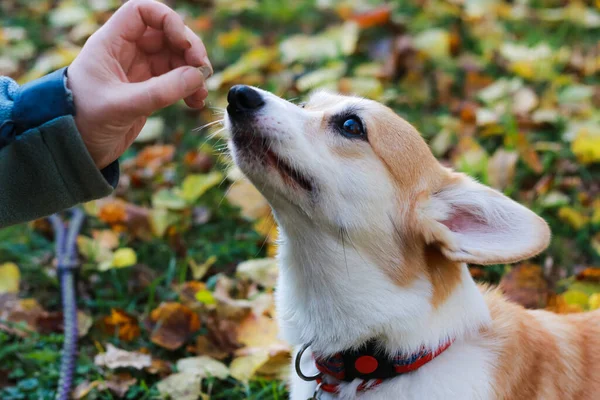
[{"xmin": 298, "ymin": 339, "xmax": 454, "ymax": 394}]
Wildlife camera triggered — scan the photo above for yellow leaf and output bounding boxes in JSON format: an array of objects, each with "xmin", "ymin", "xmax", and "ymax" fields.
[
  {"xmin": 111, "ymin": 248, "xmax": 137, "ymax": 268},
  {"xmin": 179, "ymin": 172, "xmax": 224, "ymax": 203},
  {"xmin": 592, "ymin": 200, "xmax": 600, "ymax": 224},
  {"xmin": 562, "ymin": 290, "xmax": 589, "ymax": 308},
  {"xmin": 189, "ymin": 255, "xmax": 217, "ymax": 280},
  {"xmin": 571, "ymin": 129, "xmax": 600, "ymax": 164},
  {"xmin": 226, "ymin": 178, "xmax": 270, "ymax": 220},
  {"xmin": 229, "ymin": 350, "xmax": 270, "ymax": 382},
  {"xmin": 589, "ymin": 293, "xmax": 600, "ymax": 310},
  {"xmin": 0, "ymin": 262, "xmax": 20, "ymax": 294},
  {"xmin": 413, "ymin": 29, "xmax": 450, "ymax": 60},
  {"xmin": 195, "ymin": 290, "xmax": 216, "ymax": 305},
  {"xmin": 558, "ymin": 207, "xmax": 589, "ymax": 230}
]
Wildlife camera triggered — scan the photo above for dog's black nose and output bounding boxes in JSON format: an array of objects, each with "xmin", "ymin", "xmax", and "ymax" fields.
[{"xmin": 227, "ymin": 85, "xmax": 264, "ymax": 114}]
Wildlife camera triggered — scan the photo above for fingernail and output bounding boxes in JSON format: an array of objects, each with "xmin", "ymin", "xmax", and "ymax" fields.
[
  {"xmin": 182, "ymin": 67, "xmax": 204, "ymax": 91},
  {"xmin": 185, "ymin": 39, "xmax": 192, "ymax": 49}
]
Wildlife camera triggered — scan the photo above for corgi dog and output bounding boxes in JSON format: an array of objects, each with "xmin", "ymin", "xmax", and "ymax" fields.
[{"xmin": 224, "ymin": 85, "xmax": 600, "ymax": 400}]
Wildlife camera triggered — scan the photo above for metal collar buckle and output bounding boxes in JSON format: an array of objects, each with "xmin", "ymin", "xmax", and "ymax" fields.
[{"xmin": 295, "ymin": 342, "xmax": 322, "ymax": 382}]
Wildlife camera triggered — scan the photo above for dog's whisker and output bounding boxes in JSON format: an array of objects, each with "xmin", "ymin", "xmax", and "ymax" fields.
[{"xmin": 193, "ymin": 119, "xmax": 224, "ymax": 132}]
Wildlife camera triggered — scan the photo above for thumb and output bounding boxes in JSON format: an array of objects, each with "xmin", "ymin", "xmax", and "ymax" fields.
[{"xmin": 125, "ymin": 67, "xmax": 205, "ymax": 115}]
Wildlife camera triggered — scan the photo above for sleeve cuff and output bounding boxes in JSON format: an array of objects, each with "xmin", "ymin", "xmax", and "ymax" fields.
[
  {"xmin": 12, "ymin": 67, "xmax": 75, "ymax": 135},
  {"xmin": 39, "ymin": 116, "xmax": 119, "ymax": 200}
]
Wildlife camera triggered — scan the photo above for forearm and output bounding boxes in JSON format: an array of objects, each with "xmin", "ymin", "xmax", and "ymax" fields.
[{"xmin": 0, "ymin": 116, "xmax": 118, "ymax": 228}]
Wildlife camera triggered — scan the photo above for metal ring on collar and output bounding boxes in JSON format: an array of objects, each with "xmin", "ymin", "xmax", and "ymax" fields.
[{"xmin": 295, "ymin": 342, "xmax": 322, "ymax": 382}]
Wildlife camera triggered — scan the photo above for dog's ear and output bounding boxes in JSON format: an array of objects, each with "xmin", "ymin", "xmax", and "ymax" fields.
[{"xmin": 417, "ymin": 173, "xmax": 550, "ymax": 265}]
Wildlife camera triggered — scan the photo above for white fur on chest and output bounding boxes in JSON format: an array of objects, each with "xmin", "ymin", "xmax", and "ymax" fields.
[{"xmin": 275, "ymin": 224, "xmax": 494, "ymax": 399}]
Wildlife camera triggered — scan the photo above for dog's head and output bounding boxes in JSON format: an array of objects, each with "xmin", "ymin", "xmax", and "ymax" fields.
[{"xmin": 225, "ymin": 85, "xmax": 550, "ymax": 268}]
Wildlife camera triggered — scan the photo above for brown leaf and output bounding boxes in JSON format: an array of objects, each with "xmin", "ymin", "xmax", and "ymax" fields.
[
  {"xmin": 134, "ymin": 144, "xmax": 175, "ymax": 170},
  {"xmin": 499, "ymin": 264, "xmax": 550, "ymax": 309},
  {"xmin": 0, "ymin": 295, "xmax": 45, "ymax": 336},
  {"xmin": 350, "ymin": 5, "xmax": 391, "ymax": 28},
  {"xmin": 145, "ymin": 358, "xmax": 173, "ymax": 376},
  {"xmin": 100, "ymin": 309, "xmax": 141, "ymax": 342},
  {"xmin": 576, "ymin": 267, "xmax": 600, "ymax": 282},
  {"xmin": 147, "ymin": 302, "xmax": 201, "ymax": 350},
  {"xmin": 516, "ymin": 132, "xmax": 544, "ymax": 174},
  {"xmin": 183, "ymin": 150, "xmax": 213, "ymax": 173}
]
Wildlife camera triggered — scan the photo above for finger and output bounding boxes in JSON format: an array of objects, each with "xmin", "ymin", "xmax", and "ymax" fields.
[
  {"xmin": 123, "ymin": 66, "xmax": 205, "ymax": 115},
  {"xmin": 184, "ymin": 87, "xmax": 208, "ymax": 108},
  {"xmin": 106, "ymin": 0, "xmax": 189, "ymax": 50},
  {"xmin": 137, "ymin": 27, "xmax": 165, "ymax": 54},
  {"xmin": 148, "ymin": 50, "xmax": 171, "ymax": 77},
  {"xmin": 184, "ymin": 26, "xmax": 212, "ymax": 74},
  {"xmin": 170, "ymin": 54, "xmax": 186, "ymax": 70}
]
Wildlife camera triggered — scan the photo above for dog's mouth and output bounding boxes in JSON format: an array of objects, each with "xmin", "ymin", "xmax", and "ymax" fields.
[
  {"xmin": 233, "ymin": 134, "xmax": 313, "ymax": 192},
  {"xmin": 264, "ymin": 146, "xmax": 313, "ymax": 192}
]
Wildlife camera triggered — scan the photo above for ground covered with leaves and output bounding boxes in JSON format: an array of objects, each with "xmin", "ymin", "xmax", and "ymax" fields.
[{"xmin": 0, "ymin": 0, "xmax": 599, "ymax": 399}]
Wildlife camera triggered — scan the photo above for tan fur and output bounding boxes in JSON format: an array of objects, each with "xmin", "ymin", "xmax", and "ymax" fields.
[
  {"xmin": 482, "ymin": 289, "xmax": 600, "ymax": 399},
  {"xmin": 424, "ymin": 246, "xmax": 463, "ymax": 308}
]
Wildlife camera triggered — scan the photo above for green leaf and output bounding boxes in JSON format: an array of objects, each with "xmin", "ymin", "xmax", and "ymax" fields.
[{"xmin": 178, "ymin": 172, "xmax": 224, "ymax": 203}]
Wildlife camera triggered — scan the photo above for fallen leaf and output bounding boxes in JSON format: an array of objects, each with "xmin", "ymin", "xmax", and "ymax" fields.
[
  {"xmin": 148, "ymin": 302, "xmax": 201, "ymax": 350},
  {"xmin": 413, "ymin": 29, "xmax": 450, "ymax": 60},
  {"xmin": 156, "ymin": 372, "xmax": 202, "ymax": 400},
  {"xmin": 176, "ymin": 356, "xmax": 229, "ymax": 379},
  {"xmin": 499, "ymin": 264, "xmax": 549, "ymax": 309},
  {"xmin": 135, "ymin": 145, "xmax": 175, "ymax": 170},
  {"xmin": 111, "ymin": 248, "xmax": 137, "ymax": 268},
  {"xmin": 226, "ymin": 177, "xmax": 271, "ymax": 220},
  {"xmin": 100, "ymin": 309, "xmax": 140, "ymax": 342},
  {"xmin": 571, "ymin": 129, "xmax": 600, "ymax": 165},
  {"xmin": 487, "ymin": 149, "xmax": 518, "ymax": 190},
  {"xmin": 178, "ymin": 172, "xmax": 224, "ymax": 203},
  {"xmin": 558, "ymin": 206, "xmax": 589, "ymax": 230},
  {"xmin": 280, "ymin": 22, "xmax": 358, "ymax": 64},
  {"xmin": 0, "ymin": 296, "xmax": 44, "ymax": 336},
  {"xmin": 94, "ymin": 344, "xmax": 151, "ymax": 370},
  {"xmin": 229, "ymin": 350, "xmax": 270, "ymax": 383},
  {"xmin": 135, "ymin": 117, "xmax": 165, "ymax": 143},
  {"xmin": 189, "ymin": 256, "xmax": 217, "ymax": 281},
  {"xmin": 236, "ymin": 258, "xmax": 278, "ymax": 290},
  {"xmin": 589, "ymin": 293, "xmax": 600, "ymax": 310},
  {"xmin": 512, "ymin": 87, "xmax": 539, "ymax": 115},
  {"xmin": 78, "ymin": 311, "xmax": 93, "ymax": 338},
  {"xmin": 350, "ymin": 5, "xmax": 391, "ymax": 28},
  {"xmin": 0, "ymin": 262, "xmax": 20, "ymax": 294}
]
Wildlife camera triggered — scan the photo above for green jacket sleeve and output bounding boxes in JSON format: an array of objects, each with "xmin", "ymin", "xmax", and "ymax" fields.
[{"xmin": 0, "ymin": 115, "xmax": 117, "ymax": 228}]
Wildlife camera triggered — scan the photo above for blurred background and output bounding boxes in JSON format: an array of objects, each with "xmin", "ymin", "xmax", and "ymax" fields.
[{"xmin": 0, "ymin": 0, "xmax": 599, "ymax": 398}]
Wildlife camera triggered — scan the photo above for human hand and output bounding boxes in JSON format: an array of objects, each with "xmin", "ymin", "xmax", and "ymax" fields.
[{"xmin": 67, "ymin": 0, "xmax": 212, "ymax": 169}]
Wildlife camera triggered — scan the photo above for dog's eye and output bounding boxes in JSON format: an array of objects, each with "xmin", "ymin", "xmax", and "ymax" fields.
[
  {"xmin": 299, "ymin": 102, "xmax": 307, "ymax": 109},
  {"xmin": 340, "ymin": 117, "xmax": 365, "ymax": 138}
]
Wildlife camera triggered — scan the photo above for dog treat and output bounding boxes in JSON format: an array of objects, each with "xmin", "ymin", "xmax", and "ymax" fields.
[{"xmin": 198, "ymin": 65, "xmax": 213, "ymax": 80}]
